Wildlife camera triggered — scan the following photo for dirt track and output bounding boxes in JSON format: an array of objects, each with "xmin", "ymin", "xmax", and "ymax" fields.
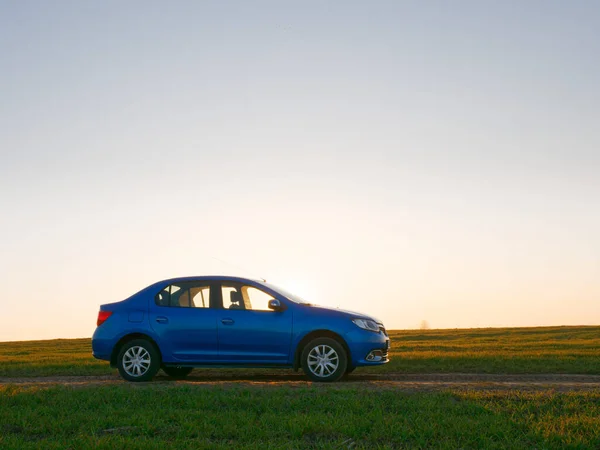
[{"xmin": 2, "ymin": 373, "xmax": 600, "ymax": 392}]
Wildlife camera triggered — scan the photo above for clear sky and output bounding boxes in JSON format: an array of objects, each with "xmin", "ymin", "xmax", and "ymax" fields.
[{"xmin": 1, "ymin": 1, "xmax": 599, "ymax": 341}]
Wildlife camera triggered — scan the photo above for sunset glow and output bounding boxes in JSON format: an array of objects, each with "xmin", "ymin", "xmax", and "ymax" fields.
[{"xmin": 1, "ymin": 1, "xmax": 598, "ymax": 341}]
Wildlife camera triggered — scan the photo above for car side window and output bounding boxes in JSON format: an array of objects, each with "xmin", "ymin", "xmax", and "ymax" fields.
[
  {"xmin": 155, "ymin": 283, "xmax": 211, "ymax": 308},
  {"xmin": 221, "ymin": 283, "xmax": 275, "ymax": 312},
  {"xmin": 170, "ymin": 285, "xmax": 190, "ymax": 307},
  {"xmin": 190, "ymin": 286, "xmax": 210, "ymax": 308},
  {"xmin": 156, "ymin": 286, "xmax": 170, "ymax": 306},
  {"xmin": 222, "ymin": 285, "xmax": 244, "ymax": 310}
]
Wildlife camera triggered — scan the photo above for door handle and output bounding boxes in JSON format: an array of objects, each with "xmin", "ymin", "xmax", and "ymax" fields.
[
  {"xmin": 156, "ymin": 316, "xmax": 169, "ymax": 323},
  {"xmin": 221, "ymin": 318, "xmax": 234, "ymax": 325}
]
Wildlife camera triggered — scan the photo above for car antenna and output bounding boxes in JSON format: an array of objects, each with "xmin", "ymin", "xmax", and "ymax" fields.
[{"xmin": 210, "ymin": 256, "xmax": 267, "ymax": 282}]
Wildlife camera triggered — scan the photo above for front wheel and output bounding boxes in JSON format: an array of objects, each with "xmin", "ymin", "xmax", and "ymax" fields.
[
  {"xmin": 301, "ymin": 337, "xmax": 347, "ymax": 382},
  {"xmin": 162, "ymin": 366, "xmax": 193, "ymax": 379},
  {"xmin": 117, "ymin": 339, "xmax": 160, "ymax": 382}
]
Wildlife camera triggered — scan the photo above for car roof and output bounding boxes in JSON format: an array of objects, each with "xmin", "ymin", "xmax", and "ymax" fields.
[{"xmin": 155, "ymin": 275, "xmax": 266, "ymax": 285}]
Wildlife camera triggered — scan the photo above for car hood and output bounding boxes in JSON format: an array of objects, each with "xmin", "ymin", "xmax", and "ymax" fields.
[{"xmin": 306, "ymin": 304, "xmax": 382, "ymax": 324}]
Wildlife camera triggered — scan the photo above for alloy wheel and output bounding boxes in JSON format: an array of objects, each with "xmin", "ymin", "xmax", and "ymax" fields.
[
  {"xmin": 122, "ymin": 346, "xmax": 151, "ymax": 377},
  {"xmin": 307, "ymin": 344, "xmax": 339, "ymax": 378}
]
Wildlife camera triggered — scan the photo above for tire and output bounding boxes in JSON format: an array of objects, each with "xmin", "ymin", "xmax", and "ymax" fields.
[
  {"xmin": 117, "ymin": 339, "xmax": 161, "ymax": 382},
  {"xmin": 301, "ymin": 337, "xmax": 348, "ymax": 382},
  {"xmin": 345, "ymin": 366, "xmax": 356, "ymax": 375},
  {"xmin": 162, "ymin": 366, "xmax": 193, "ymax": 379}
]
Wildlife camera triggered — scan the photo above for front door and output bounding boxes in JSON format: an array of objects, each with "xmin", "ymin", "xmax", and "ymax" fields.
[
  {"xmin": 149, "ymin": 280, "xmax": 219, "ymax": 362},
  {"xmin": 217, "ymin": 282, "xmax": 293, "ymax": 363}
]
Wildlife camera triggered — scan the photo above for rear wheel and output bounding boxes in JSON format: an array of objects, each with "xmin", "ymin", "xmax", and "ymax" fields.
[
  {"xmin": 162, "ymin": 366, "xmax": 193, "ymax": 379},
  {"xmin": 301, "ymin": 337, "xmax": 347, "ymax": 382},
  {"xmin": 117, "ymin": 339, "xmax": 160, "ymax": 382}
]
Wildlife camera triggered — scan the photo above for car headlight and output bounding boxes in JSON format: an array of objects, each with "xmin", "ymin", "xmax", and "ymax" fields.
[{"xmin": 352, "ymin": 318, "xmax": 380, "ymax": 332}]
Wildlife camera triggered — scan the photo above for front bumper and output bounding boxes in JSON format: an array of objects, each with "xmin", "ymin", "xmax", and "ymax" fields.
[{"xmin": 346, "ymin": 329, "xmax": 390, "ymax": 366}]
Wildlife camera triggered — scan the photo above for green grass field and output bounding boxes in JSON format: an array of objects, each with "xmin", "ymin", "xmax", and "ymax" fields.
[
  {"xmin": 1, "ymin": 385, "xmax": 599, "ymax": 449},
  {"xmin": 1, "ymin": 326, "xmax": 599, "ymax": 377},
  {"xmin": 1, "ymin": 326, "xmax": 600, "ymax": 448}
]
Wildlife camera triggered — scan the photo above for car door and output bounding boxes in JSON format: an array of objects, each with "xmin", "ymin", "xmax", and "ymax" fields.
[
  {"xmin": 149, "ymin": 280, "xmax": 220, "ymax": 362},
  {"xmin": 217, "ymin": 282, "xmax": 293, "ymax": 364}
]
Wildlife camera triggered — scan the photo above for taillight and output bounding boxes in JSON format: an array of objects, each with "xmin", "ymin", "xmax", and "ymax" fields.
[{"xmin": 97, "ymin": 311, "xmax": 113, "ymax": 326}]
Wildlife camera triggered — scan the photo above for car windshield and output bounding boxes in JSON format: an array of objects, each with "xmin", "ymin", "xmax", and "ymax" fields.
[{"xmin": 262, "ymin": 283, "xmax": 311, "ymax": 305}]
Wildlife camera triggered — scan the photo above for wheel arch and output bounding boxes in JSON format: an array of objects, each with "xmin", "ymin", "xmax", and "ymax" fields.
[
  {"xmin": 110, "ymin": 333, "xmax": 163, "ymax": 368},
  {"xmin": 293, "ymin": 329, "xmax": 351, "ymax": 370}
]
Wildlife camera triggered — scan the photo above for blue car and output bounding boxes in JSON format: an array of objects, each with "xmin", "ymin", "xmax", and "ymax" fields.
[{"xmin": 92, "ymin": 276, "xmax": 390, "ymax": 382}]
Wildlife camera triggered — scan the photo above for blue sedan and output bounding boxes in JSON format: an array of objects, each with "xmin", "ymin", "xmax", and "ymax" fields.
[{"xmin": 92, "ymin": 276, "xmax": 390, "ymax": 382}]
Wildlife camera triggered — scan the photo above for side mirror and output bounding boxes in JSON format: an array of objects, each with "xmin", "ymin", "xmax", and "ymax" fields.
[{"xmin": 268, "ymin": 299, "xmax": 283, "ymax": 311}]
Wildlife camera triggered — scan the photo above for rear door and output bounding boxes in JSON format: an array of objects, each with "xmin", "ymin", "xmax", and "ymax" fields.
[
  {"xmin": 216, "ymin": 282, "xmax": 293, "ymax": 363},
  {"xmin": 149, "ymin": 280, "xmax": 220, "ymax": 362}
]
